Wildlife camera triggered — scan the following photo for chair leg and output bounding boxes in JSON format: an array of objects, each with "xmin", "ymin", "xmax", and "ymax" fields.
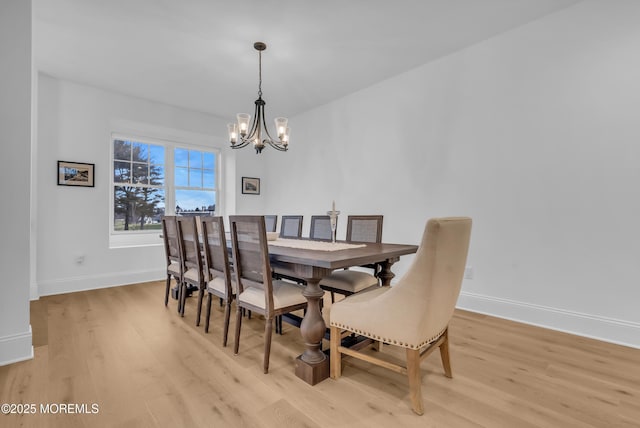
[
  {"xmin": 406, "ymin": 348, "xmax": 424, "ymax": 415},
  {"xmin": 179, "ymin": 283, "xmax": 187, "ymax": 317},
  {"xmin": 176, "ymin": 282, "xmax": 182, "ymax": 313},
  {"xmin": 233, "ymin": 306, "xmax": 242, "ymax": 355},
  {"xmin": 330, "ymin": 326, "xmax": 342, "ymax": 379},
  {"xmin": 439, "ymin": 329, "xmax": 452, "ymax": 378},
  {"xmin": 204, "ymin": 293, "xmax": 212, "ymax": 333},
  {"xmin": 196, "ymin": 287, "xmax": 205, "ymax": 326},
  {"xmin": 263, "ymin": 318, "xmax": 274, "ymax": 374},
  {"xmin": 222, "ymin": 300, "xmax": 232, "ymax": 347},
  {"xmin": 164, "ymin": 275, "xmax": 171, "ymax": 306}
]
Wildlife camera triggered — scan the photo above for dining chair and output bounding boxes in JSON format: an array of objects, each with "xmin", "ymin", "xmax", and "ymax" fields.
[
  {"xmin": 200, "ymin": 216, "xmax": 236, "ymax": 346},
  {"xmin": 161, "ymin": 215, "xmax": 183, "ymax": 308},
  {"xmin": 230, "ymin": 215, "xmax": 308, "ymax": 374},
  {"xmin": 279, "ymin": 215, "xmax": 303, "ymax": 239},
  {"xmin": 264, "ymin": 215, "xmax": 278, "ymax": 233},
  {"xmin": 309, "ymin": 215, "xmax": 335, "ymax": 241},
  {"xmin": 275, "ymin": 215, "xmax": 307, "ymax": 326},
  {"xmin": 330, "ymin": 217, "xmax": 472, "ymax": 415},
  {"xmin": 176, "ymin": 216, "xmax": 207, "ymax": 324},
  {"xmin": 320, "ymin": 215, "xmax": 384, "ymax": 302}
]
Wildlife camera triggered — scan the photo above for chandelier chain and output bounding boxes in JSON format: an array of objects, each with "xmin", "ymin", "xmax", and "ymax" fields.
[{"xmin": 258, "ymin": 50, "xmax": 262, "ymax": 98}]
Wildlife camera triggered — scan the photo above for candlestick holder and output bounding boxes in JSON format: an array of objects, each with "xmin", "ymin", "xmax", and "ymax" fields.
[{"xmin": 327, "ymin": 208, "xmax": 340, "ymax": 243}]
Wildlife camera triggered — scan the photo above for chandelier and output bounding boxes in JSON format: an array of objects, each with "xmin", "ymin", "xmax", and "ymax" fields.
[{"xmin": 228, "ymin": 42, "xmax": 290, "ymax": 154}]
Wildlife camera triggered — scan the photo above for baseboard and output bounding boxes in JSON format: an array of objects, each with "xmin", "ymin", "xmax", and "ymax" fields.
[
  {"xmin": 0, "ymin": 325, "xmax": 34, "ymax": 366},
  {"xmin": 38, "ymin": 269, "xmax": 165, "ymax": 297},
  {"xmin": 457, "ymin": 291, "xmax": 640, "ymax": 349}
]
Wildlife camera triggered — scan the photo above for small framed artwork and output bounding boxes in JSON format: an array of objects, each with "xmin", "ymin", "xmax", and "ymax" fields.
[
  {"xmin": 58, "ymin": 161, "xmax": 95, "ymax": 187},
  {"xmin": 242, "ymin": 177, "xmax": 260, "ymax": 195}
]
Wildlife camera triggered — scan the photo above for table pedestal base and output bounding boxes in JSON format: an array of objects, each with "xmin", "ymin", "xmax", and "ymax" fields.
[{"xmin": 295, "ymin": 355, "xmax": 329, "ymax": 385}]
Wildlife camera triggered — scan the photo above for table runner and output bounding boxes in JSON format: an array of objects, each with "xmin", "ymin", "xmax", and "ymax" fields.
[{"xmin": 269, "ymin": 238, "xmax": 366, "ymax": 251}]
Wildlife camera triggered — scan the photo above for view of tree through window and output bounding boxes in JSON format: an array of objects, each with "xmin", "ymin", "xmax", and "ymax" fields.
[
  {"xmin": 112, "ymin": 137, "xmax": 218, "ymax": 233},
  {"xmin": 113, "ymin": 140, "xmax": 165, "ymax": 231}
]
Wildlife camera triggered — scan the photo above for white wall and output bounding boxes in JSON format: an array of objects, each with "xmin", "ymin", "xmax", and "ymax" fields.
[
  {"xmin": 234, "ymin": 145, "xmax": 268, "ymax": 214},
  {"xmin": 0, "ymin": 0, "xmax": 33, "ymax": 365},
  {"xmin": 260, "ymin": 1, "xmax": 640, "ymax": 348},
  {"xmin": 35, "ymin": 75, "xmax": 230, "ymax": 296}
]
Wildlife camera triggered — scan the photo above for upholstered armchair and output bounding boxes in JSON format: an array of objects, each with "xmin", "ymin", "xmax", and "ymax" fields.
[{"xmin": 329, "ymin": 217, "xmax": 472, "ymax": 415}]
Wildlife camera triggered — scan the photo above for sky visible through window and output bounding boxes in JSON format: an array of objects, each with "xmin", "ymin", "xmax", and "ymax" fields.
[{"xmin": 174, "ymin": 148, "xmax": 216, "ymax": 213}]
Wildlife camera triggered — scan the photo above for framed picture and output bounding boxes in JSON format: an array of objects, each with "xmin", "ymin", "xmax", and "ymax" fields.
[
  {"xmin": 58, "ymin": 161, "xmax": 95, "ymax": 187},
  {"xmin": 242, "ymin": 176, "xmax": 260, "ymax": 195}
]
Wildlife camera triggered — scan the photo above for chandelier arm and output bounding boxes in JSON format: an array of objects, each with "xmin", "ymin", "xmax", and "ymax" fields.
[
  {"xmin": 244, "ymin": 100, "xmax": 263, "ymax": 143},
  {"xmin": 259, "ymin": 101, "xmax": 288, "ymax": 150},
  {"xmin": 231, "ymin": 139, "xmax": 251, "ymax": 149},
  {"xmin": 267, "ymin": 141, "xmax": 288, "ymax": 151},
  {"xmin": 259, "ymin": 106, "xmax": 277, "ymax": 143}
]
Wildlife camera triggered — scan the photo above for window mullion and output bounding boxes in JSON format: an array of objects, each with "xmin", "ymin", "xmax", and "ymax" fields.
[{"xmin": 165, "ymin": 145, "xmax": 175, "ymax": 215}]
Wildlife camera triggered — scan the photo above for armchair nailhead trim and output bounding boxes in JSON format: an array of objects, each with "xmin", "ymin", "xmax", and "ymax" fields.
[{"xmin": 330, "ymin": 322, "xmax": 447, "ymax": 350}]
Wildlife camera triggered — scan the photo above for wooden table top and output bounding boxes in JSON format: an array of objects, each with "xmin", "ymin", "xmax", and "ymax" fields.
[{"xmin": 267, "ymin": 240, "xmax": 419, "ymax": 270}]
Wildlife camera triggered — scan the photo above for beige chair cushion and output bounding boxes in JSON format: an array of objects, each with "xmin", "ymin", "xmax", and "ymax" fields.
[
  {"xmin": 183, "ymin": 267, "xmax": 201, "ymax": 282},
  {"xmin": 167, "ymin": 261, "xmax": 181, "ymax": 275},
  {"xmin": 238, "ymin": 280, "xmax": 306, "ymax": 310},
  {"xmin": 206, "ymin": 276, "xmax": 237, "ymax": 296},
  {"xmin": 319, "ymin": 270, "xmax": 378, "ymax": 293}
]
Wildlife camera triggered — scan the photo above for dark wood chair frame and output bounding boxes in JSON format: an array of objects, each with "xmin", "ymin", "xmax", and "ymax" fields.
[
  {"xmin": 309, "ymin": 215, "xmax": 335, "ymax": 242},
  {"xmin": 264, "ymin": 215, "xmax": 278, "ymax": 233},
  {"xmin": 161, "ymin": 215, "xmax": 183, "ymax": 309},
  {"xmin": 230, "ymin": 215, "xmax": 308, "ymax": 374},
  {"xmin": 274, "ymin": 215, "xmax": 306, "ymax": 320},
  {"xmin": 176, "ymin": 216, "xmax": 207, "ymax": 325},
  {"xmin": 346, "ymin": 215, "xmax": 384, "ymax": 272},
  {"xmin": 346, "ymin": 215, "xmax": 384, "ymax": 244},
  {"xmin": 321, "ymin": 215, "xmax": 384, "ymax": 302},
  {"xmin": 279, "ymin": 215, "xmax": 303, "ymax": 239},
  {"xmin": 200, "ymin": 216, "xmax": 235, "ymax": 346}
]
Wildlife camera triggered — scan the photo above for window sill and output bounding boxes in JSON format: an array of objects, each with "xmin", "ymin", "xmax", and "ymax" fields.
[{"xmin": 109, "ymin": 232, "xmax": 163, "ymax": 249}]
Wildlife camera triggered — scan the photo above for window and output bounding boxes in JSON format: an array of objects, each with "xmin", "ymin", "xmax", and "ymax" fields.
[
  {"xmin": 174, "ymin": 148, "xmax": 217, "ymax": 217},
  {"xmin": 113, "ymin": 139, "xmax": 165, "ymax": 232},
  {"xmin": 110, "ymin": 134, "xmax": 219, "ymax": 245}
]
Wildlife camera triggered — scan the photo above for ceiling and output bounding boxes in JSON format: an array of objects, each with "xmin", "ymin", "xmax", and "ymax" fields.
[{"xmin": 33, "ymin": 0, "xmax": 580, "ymax": 121}]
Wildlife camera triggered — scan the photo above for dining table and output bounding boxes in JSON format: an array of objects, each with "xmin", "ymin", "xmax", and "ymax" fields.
[{"xmin": 265, "ymin": 238, "xmax": 419, "ymax": 385}]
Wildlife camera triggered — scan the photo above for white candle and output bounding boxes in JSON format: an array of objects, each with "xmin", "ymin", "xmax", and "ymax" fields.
[{"xmin": 332, "ymin": 200, "xmax": 335, "ymax": 212}]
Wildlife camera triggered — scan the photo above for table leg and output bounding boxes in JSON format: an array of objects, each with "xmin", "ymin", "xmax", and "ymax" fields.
[
  {"xmin": 295, "ymin": 277, "xmax": 329, "ymax": 385},
  {"xmin": 378, "ymin": 257, "xmax": 400, "ymax": 286}
]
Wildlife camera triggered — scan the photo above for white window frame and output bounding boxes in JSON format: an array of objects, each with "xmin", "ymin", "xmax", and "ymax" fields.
[{"xmin": 109, "ymin": 132, "xmax": 221, "ymax": 248}]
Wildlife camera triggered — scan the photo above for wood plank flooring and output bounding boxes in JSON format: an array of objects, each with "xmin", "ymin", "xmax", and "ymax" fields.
[{"xmin": 1, "ymin": 280, "xmax": 638, "ymax": 427}]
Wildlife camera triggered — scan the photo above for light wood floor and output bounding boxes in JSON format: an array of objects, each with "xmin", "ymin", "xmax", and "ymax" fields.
[{"xmin": 1, "ymin": 281, "xmax": 638, "ymax": 427}]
